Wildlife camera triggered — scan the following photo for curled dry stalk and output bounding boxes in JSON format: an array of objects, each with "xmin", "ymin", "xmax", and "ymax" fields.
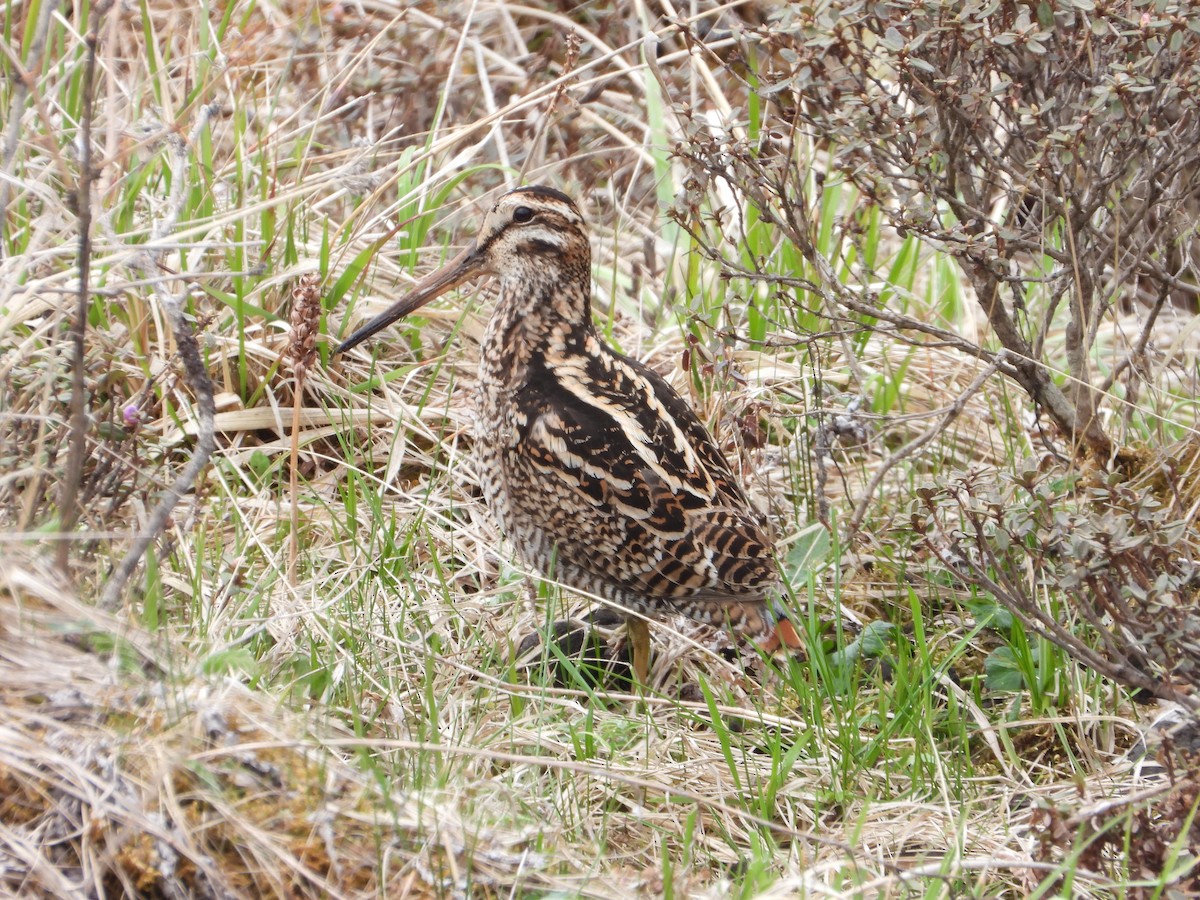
[{"xmin": 287, "ymin": 274, "xmax": 322, "ymax": 587}]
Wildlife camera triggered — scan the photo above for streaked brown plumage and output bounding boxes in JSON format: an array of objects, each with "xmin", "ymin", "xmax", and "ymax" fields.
[{"xmin": 337, "ymin": 185, "xmax": 800, "ymax": 685}]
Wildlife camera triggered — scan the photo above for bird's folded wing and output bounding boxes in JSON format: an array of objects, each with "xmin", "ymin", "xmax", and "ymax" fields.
[{"xmin": 509, "ymin": 351, "xmax": 777, "ymax": 601}]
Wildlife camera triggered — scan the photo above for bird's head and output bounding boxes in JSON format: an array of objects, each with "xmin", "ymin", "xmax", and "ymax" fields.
[{"xmin": 336, "ymin": 186, "xmax": 590, "ymax": 354}]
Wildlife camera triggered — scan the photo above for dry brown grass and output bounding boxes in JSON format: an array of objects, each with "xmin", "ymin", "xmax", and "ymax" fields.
[
  {"xmin": 0, "ymin": 553, "xmax": 559, "ymax": 897},
  {"xmin": 2, "ymin": 0, "xmax": 1199, "ymax": 896}
]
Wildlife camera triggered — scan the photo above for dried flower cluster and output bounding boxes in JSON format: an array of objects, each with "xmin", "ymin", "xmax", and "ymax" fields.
[{"xmin": 288, "ymin": 273, "xmax": 323, "ymax": 381}]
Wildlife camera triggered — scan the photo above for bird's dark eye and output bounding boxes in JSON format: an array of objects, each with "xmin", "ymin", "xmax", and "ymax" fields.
[{"xmin": 512, "ymin": 206, "xmax": 535, "ymax": 224}]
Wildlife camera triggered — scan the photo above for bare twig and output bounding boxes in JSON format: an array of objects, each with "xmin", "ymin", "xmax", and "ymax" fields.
[
  {"xmin": 99, "ymin": 287, "xmax": 215, "ymax": 611},
  {"xmin": 98, "ymin": 106, "xmax": 219, "ymax": 610},
  {"xmin": 845, "ymin": 353, "xmax": 1005, "ymax": 540},
  {"xmin": 1098, "ymin": 280, "xmax": 1173, "ymax": 395},
  {"xmin": 55, "ymin": 4, "xmax": 105, "ymax": 573}
]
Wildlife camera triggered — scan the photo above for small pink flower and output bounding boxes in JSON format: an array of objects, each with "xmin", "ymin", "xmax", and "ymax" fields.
[{"xmin": 123, "ymin": 404, "xmax": 141, "ymax": 427}]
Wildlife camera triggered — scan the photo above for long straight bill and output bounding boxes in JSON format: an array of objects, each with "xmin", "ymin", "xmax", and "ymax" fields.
[{"xmin": 335, "ymin": 243, "xmax": 484, "ymax": 354}]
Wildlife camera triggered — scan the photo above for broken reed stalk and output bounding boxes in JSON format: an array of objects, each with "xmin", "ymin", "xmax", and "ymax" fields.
[{"xmin": 287, "ymin": 274, "xmax": 321, "ymax": 587}]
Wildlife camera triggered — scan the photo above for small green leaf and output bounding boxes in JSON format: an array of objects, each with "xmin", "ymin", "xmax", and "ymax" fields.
[
  {"xmin": 984, "ymin": 646, "xmax": 1024, "ymax": 692},
  {"xmin": 831, "ymin": 620, "xmax": 897, "ymax": 669},
  {"xmin": 784, "ymin": 523, "xmax": 830, "ymax": 580},
  {"xmin": 968, "ymin": 597, "xmax": 1015, "ymax": 631}
]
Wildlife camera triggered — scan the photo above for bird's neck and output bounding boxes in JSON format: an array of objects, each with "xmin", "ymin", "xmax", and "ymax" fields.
[{"xmin": 480, "ymin": 271, "xmax": 595, "ymax": 385}]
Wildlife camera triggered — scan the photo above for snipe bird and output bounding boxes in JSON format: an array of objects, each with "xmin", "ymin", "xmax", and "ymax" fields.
[{"xmin": 336, "ymin": 186, "xmax": 801, "ymax": 685}]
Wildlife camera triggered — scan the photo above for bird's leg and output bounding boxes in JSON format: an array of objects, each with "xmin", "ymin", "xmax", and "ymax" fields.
[{"xmin": 626, "ymin": 615, "xmax": 651, "ymax": 692}]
